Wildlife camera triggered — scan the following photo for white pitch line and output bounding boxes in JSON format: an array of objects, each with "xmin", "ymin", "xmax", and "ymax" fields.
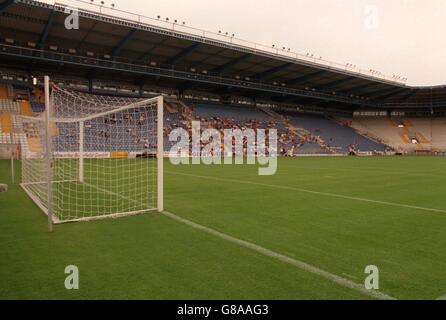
[
  {"xmin": 437, "ymin": 293, "xmax": 446, "ymax": 300},
  {"xmin": 166, "ymin": 171, "xmax": 446, "ymax": 215},
  {"xmin": 162, "ymin": 210, "xmax": 396, "ymax": 300},
  {"xmin": 65, "ymin": 176, "xmax": 396, "ymax": 298}
]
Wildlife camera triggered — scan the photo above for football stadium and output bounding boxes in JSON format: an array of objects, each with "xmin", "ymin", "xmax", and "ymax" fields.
[{"xmin": 1, "ymin": 0, "xmax": 446, "ymax": 303}]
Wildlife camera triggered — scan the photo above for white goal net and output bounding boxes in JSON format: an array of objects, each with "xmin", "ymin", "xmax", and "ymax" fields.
[{"xmin": 20, "ymin": 77, "xmax": 164, "ymax": 227}]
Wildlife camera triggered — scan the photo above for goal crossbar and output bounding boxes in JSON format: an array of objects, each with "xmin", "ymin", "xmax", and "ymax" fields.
[{"xmin": 54, "ymin": 97, "xmax": 160, "ymax": 123}]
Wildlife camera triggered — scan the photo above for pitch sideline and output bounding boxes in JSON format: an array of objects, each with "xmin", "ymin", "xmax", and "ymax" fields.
[
  {"xmin": 81, "ymin": 179, "xmax": 396, "ymax": 299},
  {"xmin": 162, "ymin": 210, "xmax": 395, "ymax": 300},
  {"xmin": 166, "ymin": 171, "xmax": 446, "ymax": 215}
]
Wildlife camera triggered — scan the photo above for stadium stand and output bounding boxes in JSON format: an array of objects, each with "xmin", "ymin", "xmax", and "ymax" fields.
[
  {"xmin": 0, "ymin": 85, "xmax": 12, "ymax": 99},
  {"xmin": 280, "ymin": 111, "xmax": 387, "ymax": 153},
  {"xmin": 190, "ymin": 103, "xmax": 337, "ymax": 155},
  {"xmin": 0, "ymin": 100, "xmax": 20, "ymax": 114},
  {"xmin": 293, "ymin": 141, "xmax": 328, "ymax": 155},
  {"xmin": 19, "ymin": 101, "xmax": 33, "ymax": 116},
  {"xmin": 346, "ymin": 117, "xmax": 446, "ymax": 153},
  {"xmin": 30, "ymin": 101, "xmax": 45, "ymax": 113},
  {"xmin": 52, "ymin": 111, "xmax": 157, "ymax": 153},
  {"xmin": 1, "ymin": 113, "xmax": 12, "ymax": 133},
  {"xmin": 193, "ymin": 103, "xmax": 271, "ymax": 121},
  {"xmin": 3, "ymin": 83, "xmax": 446, "ymax": 157}
]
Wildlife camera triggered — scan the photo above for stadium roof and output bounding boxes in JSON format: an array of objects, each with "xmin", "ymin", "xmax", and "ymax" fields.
[{"xmin": 1, "ymin": 0, "xmax": 446, "ymax": 110}]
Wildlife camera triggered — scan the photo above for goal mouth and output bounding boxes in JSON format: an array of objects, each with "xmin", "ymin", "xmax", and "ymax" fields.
[{"xmin": 20, "ymin": 77, "xmax": 164, "ymax": 229}]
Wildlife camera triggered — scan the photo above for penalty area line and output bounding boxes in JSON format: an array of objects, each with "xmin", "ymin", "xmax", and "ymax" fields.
[
  {"xmin": 166, "ymin": 171, "xmax": 446, "ymax": 215},
  {"xmin": 162, "ymin": 210, "xmax": 396, "ymax": 300}
]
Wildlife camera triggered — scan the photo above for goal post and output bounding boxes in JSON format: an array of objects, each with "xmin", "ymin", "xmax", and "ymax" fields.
[
  {"xmin": 20, "ymin": 76, "xmax": 164, "ymax": 228},
  {"xmin": 44, "ymin": 75, "xmax": 53, "ymax": 232},
  {"xmin": 157, "ymin": 96, "xmax": 164, "ymax": 213}
]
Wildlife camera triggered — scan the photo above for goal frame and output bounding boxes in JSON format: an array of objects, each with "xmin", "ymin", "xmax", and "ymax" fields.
[{"xmin": 20, "ymin": 76, "xmax": 164, "ymax": 231}]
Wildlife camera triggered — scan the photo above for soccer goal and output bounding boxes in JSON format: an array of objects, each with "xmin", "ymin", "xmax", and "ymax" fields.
[{"xmin": 20, "ymin": 76, "xmax": 164, "ymax": 230}]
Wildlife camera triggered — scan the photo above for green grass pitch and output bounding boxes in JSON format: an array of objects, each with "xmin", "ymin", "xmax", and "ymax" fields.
[{"xmin": 1, "ymin": 156, "xmax": 446, "ymax": 299}]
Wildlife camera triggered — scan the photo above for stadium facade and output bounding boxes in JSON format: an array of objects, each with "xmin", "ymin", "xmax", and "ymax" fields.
[
  {"xmin": 1, "ymin": 0, "xmax": 446, "ymax": 156},
  {"xmin": 0, "ymin": 0, "xmax": 445, "ymax": 110}
]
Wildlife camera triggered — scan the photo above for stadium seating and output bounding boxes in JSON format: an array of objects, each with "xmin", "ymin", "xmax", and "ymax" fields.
[
  {"xmin": 52, "ymin": 111, "xmax": 158, "ymax": 153},
  {"xmin": 193, "ymin": 103, "xmax": 271, "ymax": 121},
  {"xmin": 0, "ymin": 85, "xmax": 12, "ymax": 99},
  {"xmin": 293, "ymin": 142, "xmax": 329, "ymax": 155},
  {"xmin": 0, "ymin": 99, "xmax": 20, "ymax": 114},
  {"xmin": 347, "ymin": 117, "xmax": 446, "ymax": 152},
  {"xmin": 19, "ymin": 101, "xmax": 33, "ymax": 116},
  {"xmin": 4, "ymin": 86, "xmax": 446, "ymax": 156},
  {"xmin": 192, "ymin": 103, "xmax": 310, "ymax": 155},
  {"xmin": 280, "ymin": 111, "xmax": 386, "ymax": 153},
  {"xmin": 1, "ymin": 113, "xmax": 12, "ymax": 133},
  {"xmin": 30, "ymin": 101, "xmax": 45, "ymax": 113}
]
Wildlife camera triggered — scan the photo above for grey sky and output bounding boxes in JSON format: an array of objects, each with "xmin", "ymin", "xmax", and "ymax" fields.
[{"xmin": 65, "ymin": 0, "xmax": 446, "ymax": 86}]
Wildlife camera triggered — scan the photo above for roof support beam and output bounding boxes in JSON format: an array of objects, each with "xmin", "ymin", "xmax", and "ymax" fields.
[
  {"xmin": 399, "ymin": 89, "xmax": 419, "ymax": 101},
  {"xmin": 373, "ymin": 88, "xmax": 408, "ymax": 100},
  {"xmin": 287, "ymin": 70, "xmax": 326, "ymax": 86},
  {"xmin": 366, "ymin": 86, "xmax": 406, "ymax": 97},
  {"xmin": 164, "ymin": 42, "xmax": 200, "ymax": 65},
  {"xmin": 0, "ymin": 0, "xmax": 14, "ymax": 14},
  {"xmin": 38, "ymin": 9, "xmax": 56, "ymax": 48},
  {"xmin": 211, "ymin": 53, "xmax": 252, "ymax": 73},
  {"xmin": 136, "ymin": 36, "xmax": 170, "ymax": 61},
  {"xmin": 316, "ymin": 77, "xmax": 355, "ymax": 91},
  {"xmin": 340, "ymin": 82, "xmax": 383, "ymax": 93},
  {"xmin": 253, "ymin": 62, "xmax": 293, "ymax": 80},
  {"xmin": 110, "ymin": 29, "xmax": 137, "ymax": 57}
]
